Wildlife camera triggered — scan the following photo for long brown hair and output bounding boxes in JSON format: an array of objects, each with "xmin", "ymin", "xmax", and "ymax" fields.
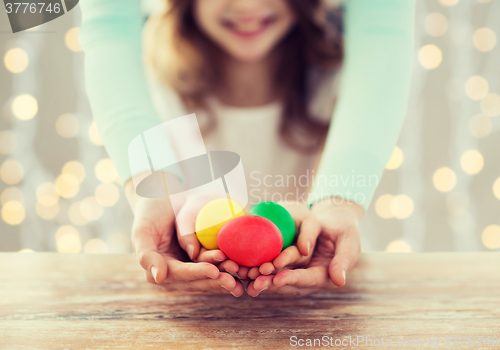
[{"xmin": 144, "ymin": 0, "xmax": 343, "ymax": 153}]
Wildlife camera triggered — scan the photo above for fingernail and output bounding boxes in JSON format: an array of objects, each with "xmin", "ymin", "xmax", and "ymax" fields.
[
  {"xmin": 306, "ymin": 241, "xmax": 311, "ymax": 255},
  {"xmin": 151, "ymin": 266, "xmax": 158, "ymax": 283},
  {"xmin": 187, "ymin": 244, "xmax": 194, "ymax": 260},
  {"xmin": 230, "ymin": 291, "xmax": 237, "ymax": 297},
  {"xmin": 221, "ymin": 285, "xmax": 229, "ymax": 290},
  {"xmin": 256, "ymin": 287, "xmax": 268, "ymax": 297},
  {"xmin": 342, "ymin": 270, "xmax": 346, "ymax": 284}
]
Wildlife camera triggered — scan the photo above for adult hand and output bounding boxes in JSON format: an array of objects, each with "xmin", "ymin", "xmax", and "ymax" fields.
[
  {"xmin": 125, "ymin": 176, "xmax": 244, "ymax": 297},
  {"xmin": 246, "ymin": 198, "xmax": 363, "ymax": 297},
  {"xmin": 244, "ymin": 201, "xmax": 321, "ymax": 280}
]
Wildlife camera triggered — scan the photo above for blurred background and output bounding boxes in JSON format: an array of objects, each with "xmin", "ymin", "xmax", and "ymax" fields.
[{"xmin": 0, "ymin": 0, "xmax": 499, "ymax": 254}]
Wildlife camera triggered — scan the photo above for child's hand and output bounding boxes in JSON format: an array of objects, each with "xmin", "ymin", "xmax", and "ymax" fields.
[
  {"xmin": 246, "ymin": 198, "xmax": 363, "ymax": 297},
  {"xmin": 245, "ymin": 201, "xmax": 321, "ymax": 280},
  {"xmin": 125, "ymin": 179, "xmax": 245, "ymax": 297}
]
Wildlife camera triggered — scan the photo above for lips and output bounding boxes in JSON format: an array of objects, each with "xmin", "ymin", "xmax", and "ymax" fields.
[{"xmin": 221, "ymin": 15, "xmax": 277, "ymax": 39}]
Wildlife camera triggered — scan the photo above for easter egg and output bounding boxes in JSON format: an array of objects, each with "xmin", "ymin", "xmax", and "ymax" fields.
[
  {"xmin": 249, "ymin": 202, "xmax": 296, "ymax": 250},
  {"xmin": 195, "ymin": 198, "xmax": 244, "ymax": 250},
  {"xmin": 217, "ymin": 215, "xmax": 283, "ymax": 267}
]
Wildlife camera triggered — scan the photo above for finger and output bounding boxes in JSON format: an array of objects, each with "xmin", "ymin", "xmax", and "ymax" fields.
[
  {"xmin": 258, "ymin": 262, "xmax": 275, "ymax": 276},
  {"xmin": 252, "ymin": 275, "xmax": 274, "ymax": 292},
  {"xmin": 273, "ymin": 266, "xmax": 330, "ymax": 288},
  {"xmin": 247, "ymin": 267, "xmax": 261, "ymax": 280},
  {"xmin": 175, "ymin": 202, "xmax": 202, "ymax": 260},
  {"xmin": 166, "ymin": 257, "xmax": 220, "ymax": 282},
  {"xmin": 172, "ymin": 272, "xmax": 240, "ymax": 294},
  {"xmin": 272, "ymin": 246, "xmax": 306, "ymax": 270},
  {"xmin": 195, "ymin": 248, "xmax": 226, "ymax": 264},
  {"xmin": 176, "ymin": 231, "xmax": 201, "ymax": 261},
  {"xmin": 143, "ymin": 270, "xmax": 156, "ymax": 284},
  {"xmin": 237, "ymin": 266, "xmax": 250, "ymax": 280},
  {"xmin": 226, "ymin": 278, "xmax": 245, "ymax": 297},
  {"xmin": 246, "ymin": 280, "xmax": 269, "ymax": 297},
  {"xmin": 296, "ymin": 214, "xmax": 322, "ymax": 256},
  {"xmin": 329, "ymin": 231, "xmax": 361, "ymax": 287},
  {"xmin": 132, "ymin": 228, "xmax": 168, "ymax": 284},
  {"xmin": 264, "ymin": 285, "xmax": 318, "ymax": 296},
  {"xmin": 218, "ymin": 260, "xmax": 239, "ymax": 274}
]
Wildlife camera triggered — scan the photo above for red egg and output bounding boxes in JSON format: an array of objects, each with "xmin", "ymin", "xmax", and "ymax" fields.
[{"xmin": 217, "ymin": 215, "xmax": 283, "ymax": 267}]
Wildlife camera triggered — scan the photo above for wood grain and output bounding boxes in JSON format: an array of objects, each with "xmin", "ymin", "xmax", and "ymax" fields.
[{"xmin": 0, "ymin": 252, "xmax": 499, "ymax": 349}]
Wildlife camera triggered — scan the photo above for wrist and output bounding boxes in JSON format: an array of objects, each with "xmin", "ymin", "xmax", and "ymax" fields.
[{"xmin": 124, "ymin": 178, "xmax": 143, "ymax": 213}]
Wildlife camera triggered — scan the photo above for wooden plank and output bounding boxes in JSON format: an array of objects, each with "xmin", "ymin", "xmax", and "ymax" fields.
[{"xmin": 0, "ymin": 252, "xmax": 499, "ymax": 349}]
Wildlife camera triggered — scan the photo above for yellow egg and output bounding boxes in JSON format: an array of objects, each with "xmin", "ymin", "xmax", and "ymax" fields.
[{"xmin": 195, "ymin": 198, "xmax": 244, "ymax": 250}]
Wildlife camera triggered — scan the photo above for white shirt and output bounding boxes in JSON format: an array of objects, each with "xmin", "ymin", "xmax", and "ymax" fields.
[{"xmin": 147, "ymin": 69, "xmax": 340, "ymax": 206}]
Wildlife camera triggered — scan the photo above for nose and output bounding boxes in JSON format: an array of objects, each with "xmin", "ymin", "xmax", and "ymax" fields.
[{"xmin": 229, "ymin": 0, "xmax": 266, "ymax": 16}]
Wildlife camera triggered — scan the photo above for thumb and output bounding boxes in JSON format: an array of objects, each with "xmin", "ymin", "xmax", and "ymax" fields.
[
  {"xmin": 132, "ymin": 227, "xmax": 168, "ymax": 284},
  {"xmin": 328, "ymin": 230, "xmax": 361, "ymax": 287},
  {"xmin": 175, "ymin": 203, "xmax": 201, "ymax": 260}
]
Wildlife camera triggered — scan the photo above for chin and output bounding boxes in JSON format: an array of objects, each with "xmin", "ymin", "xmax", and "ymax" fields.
[{"xmin": 225, "ymin": 45, "xmax": 274, "ymax": 63}]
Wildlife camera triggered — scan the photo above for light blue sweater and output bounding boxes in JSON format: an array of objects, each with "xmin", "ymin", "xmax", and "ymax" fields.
[{"xmin": 79, "ymin": 0, "xmax": 415, "ymax": 211}]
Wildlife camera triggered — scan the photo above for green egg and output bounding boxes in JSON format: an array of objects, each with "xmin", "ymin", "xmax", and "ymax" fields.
[{"xmin": 249, "ymin": 202, "xmax": 296, "ymax": 250}]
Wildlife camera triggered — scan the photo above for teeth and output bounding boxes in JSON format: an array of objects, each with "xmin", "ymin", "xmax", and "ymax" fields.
[{"xmin": 235, "ymin": 21, "xmax": 262, "ymax": 32}]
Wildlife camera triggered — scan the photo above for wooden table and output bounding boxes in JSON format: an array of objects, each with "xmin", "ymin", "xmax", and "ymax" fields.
[{"xmin": 1, "ymin": 252, "xmax": 499, "ymax": 349}]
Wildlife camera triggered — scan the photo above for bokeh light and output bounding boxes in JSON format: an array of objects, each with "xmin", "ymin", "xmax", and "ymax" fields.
[
  {"xmin": 80, "ymin": 196, "xmax": 104, "ymax": 221},
  {"xmin": 460, "ymin": 150, "xmax": 484, "ymax": 175},
  {"xmin": 68, "ymin": 201, "xmax": 88, "ymax": 226},
  {"xmin": 95, "ymin": 183, "xmax": 120, "ymax": 207},
  {"xmin": 36, "ymin": 182, "xmax": 59, "ymax": 206},
  {"xmin": 1, "ymin": 187, "xmax": 23, "ymax": 205},
  {"xmin": 464, "ymin": 76, "xmax": 489, "ymax": 100},
  {"xmin": 1, "ymin": 200, "xmax": 25, "ymax": 225},
  {"xmin": 36, "ymin": 202, "xmax": 59, "ymax": 220},
  {"xmin": 481, "ymin": 225, "xmax": 500, "ymax": 250},
  {"xmin": 65, "ymin": 27, "xmax": 82, "ymax": 52},
  {"xmin": 375, "ymin": 194, "xmax": 394, "ymax": 219},
  {"xmin": 88, "ymin": 122, "xmax": 104, "ymax": 145},
  {"xmin": 439, "ymin": 0, "xmax": 459, "ymax": 6},
  {"xmin": 55, "ymin": 225, "xmax": 81, "ymax": 253},
  {"xmin": 4, "ymin": 48, "xmax": 29, "ymax": 73},
  {"xmin": 473, "ymin": 27, "xmax": 497, "ymax": 52},
  {"xmin": 55, "ymin": 114, "xmax": 79, "ymax": 138},
  {"xmin": 493, "ymin": 177, "xmax": 500, "ymax": 200},
  {"xmin": 480, "ymin": 93, "xmax": 500, "ymax": 117},
  {"xmin": 385, "ymin": 146, "xmax": 404, "ymax": 170},
  {"xmin": 385, "ymin": 240, "xmax": 412, "ymax": 252},
  {"xmin": 418, "ymin": 44, "xmax": 442, "ymax": 69},
  {"xmin": 469, "ymin": 114, "xmax": 492, "ymax": 138},
  {"xmin": 84, "ymin": 238, "xmax": 108, "ymax": 254},
  {"xmin": 425, "ymin": 13, "xmax": 448, "ymax": 37},
  {"xmin": 433, "ymin": 167, "xmax": 457, "ymax": 192},
  {"xmin": 95, "ymin": 158, "xmax": 118, "ymax": 183},
  {"xmin": 18, "ymin": 249, "xmax": 35, "ymax": 253},
  {"xmin": 0, "ymin": 159, "xmax": 24, "ymax": 185},
  {"xmin": 0, "ymin": 130, "xmax": 17, "ymax": 155},
  {"xmin": 55, "ymin": 173, "xmax": 80, "ymax": 198},
  {"xmin": 62, "ymin": 161, "xmax": 86, "ymax": 184},
  {"xmin": 390, "ymin": 194, "xmax": 414, "ymax": 219},
  {"xmin": 11, "ymin": 94, "xmax": 38, "ymax": 120}
]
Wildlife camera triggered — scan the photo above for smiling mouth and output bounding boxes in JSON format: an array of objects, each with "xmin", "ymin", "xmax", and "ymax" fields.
[{"xmin": 221, "ymin": 16, "xmax": 277, "ymax": 39}]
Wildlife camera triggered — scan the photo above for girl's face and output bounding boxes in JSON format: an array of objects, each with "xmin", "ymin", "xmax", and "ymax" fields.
[{"xmin": 194, "ymin": 0, "xmax": 296, "ymax": 62}]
